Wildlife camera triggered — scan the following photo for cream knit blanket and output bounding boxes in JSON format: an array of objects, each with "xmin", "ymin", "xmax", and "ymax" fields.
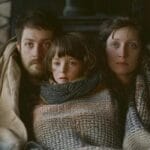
[{"xmin": 0, "ymin": 38, "xmax": 27, "ymax": 149}]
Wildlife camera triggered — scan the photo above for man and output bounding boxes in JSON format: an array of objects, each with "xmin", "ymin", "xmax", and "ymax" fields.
[{"xmin": 0, "ymin": 9, "xmax": 61, "ymax": 149}]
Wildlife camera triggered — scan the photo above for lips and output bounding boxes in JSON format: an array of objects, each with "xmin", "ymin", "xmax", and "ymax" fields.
[
  {"xmin": 116, "ymin": 62, "xmax": 128, "ymax": 65},
  {"xmin": 30, "ymin": 59, "xmax": 41, "ymax": 65},
  {"xmin": 59, "ymin": 77, "xmax": 68, "ymax": 80}
]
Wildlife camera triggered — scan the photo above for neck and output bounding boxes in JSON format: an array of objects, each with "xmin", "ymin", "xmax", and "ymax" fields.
[
  {"xmin": 116, "ymin": 73, "xmax": 135, "ymax": 86},
  {"xmin": 28, "ymin": 75, "xmax": 43, "ymax": 85},
  {"xmin": 22, "ymin": 69, "xmax": 43, "ymax": 86}
]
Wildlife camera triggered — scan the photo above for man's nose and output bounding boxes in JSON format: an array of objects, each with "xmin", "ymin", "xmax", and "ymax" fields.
[{"xmin": 32, "ymin": 44, "xmax": 43, "ymax": 58}]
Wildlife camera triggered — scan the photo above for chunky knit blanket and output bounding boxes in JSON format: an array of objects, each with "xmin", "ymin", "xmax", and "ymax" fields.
[
  {"xmin": 40, "ymin": 74, "xmax": 100, "ymax": 104},
  {"xmin": 123, "ymin": 56, "xmax": 150, "ymax": 150},
  {"xmin": 0, "ymin": 38, "xmax": 27, "ymax": 149},
  {"xmin": 31, "ymin": 74, "xmax": 124, "ymax": 150}
]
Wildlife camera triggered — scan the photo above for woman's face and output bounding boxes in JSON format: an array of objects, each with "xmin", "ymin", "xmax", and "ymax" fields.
[{"xmin": 106, "ymin": 26, "xmax": 141, "ymax": 79}]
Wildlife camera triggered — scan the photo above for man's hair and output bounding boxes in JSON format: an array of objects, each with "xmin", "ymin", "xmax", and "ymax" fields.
[
  {"xmin": 15, "ymin": 9, "xmax": 62, "ymax": 43},
  {"xmin": 44, "ymin": 32, "xmax": 97, "ymax": 78}
]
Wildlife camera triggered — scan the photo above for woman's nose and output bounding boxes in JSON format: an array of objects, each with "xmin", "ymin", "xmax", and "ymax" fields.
[{"xmin": 118, "ymin": 45, "xmax": 128, "ymax": 58}]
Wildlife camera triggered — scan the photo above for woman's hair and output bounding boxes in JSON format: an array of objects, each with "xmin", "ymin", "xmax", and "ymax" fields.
[
  {"xmin": 44, "ymin": 32, "xmax": 97, "ymax": 78},
  {"xmin": 99, "ymin": 16, "xmax": 145, "ymax": 51}
]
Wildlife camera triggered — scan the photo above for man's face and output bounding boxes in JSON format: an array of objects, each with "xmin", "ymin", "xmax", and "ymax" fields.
[{"xmin": 17, "ymin": 27, "xmax": 53, "ymax": 78}]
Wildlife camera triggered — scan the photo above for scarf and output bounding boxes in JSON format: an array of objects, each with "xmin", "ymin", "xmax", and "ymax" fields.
[{"xmin": 40, "ymin": 74, "xmax": 100, "ymax": 104}]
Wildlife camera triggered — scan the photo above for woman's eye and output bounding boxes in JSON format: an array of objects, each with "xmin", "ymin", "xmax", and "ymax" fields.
[
  {"xmin": 128, "ymin": 42, "xmax": 138, "ymax": 49},
  {"xmin": 111, "ymin": 42, "xmax": 120, "ymax": 48}
]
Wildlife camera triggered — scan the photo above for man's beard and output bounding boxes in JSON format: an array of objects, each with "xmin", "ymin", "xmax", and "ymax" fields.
[{"xmin": 22, "ymin": 59, "xmax": 44, "ymax": 80}]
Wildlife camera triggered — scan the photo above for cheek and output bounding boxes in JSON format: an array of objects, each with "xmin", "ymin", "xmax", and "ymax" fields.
[
  {"xmin": 131, "ymin": 54, "xmax": 140, "ymax": 68},
  {"xmin": 20, "ymin": 46, "xmax": 30, "ymax": 57},
  {"xmin": 106, "ymin": 51, "xmax": 116, "ymax": 64},
  {"xmin": 71, "ymin": 66, "xmax": 83, "ymax": 77},
  {"xmin": 51, "ymin": 66, "xmax": 59, "ymax": 75},
  {"xmin": 106, "ymin": 47, "xmax": 116, "ymax": 57}
]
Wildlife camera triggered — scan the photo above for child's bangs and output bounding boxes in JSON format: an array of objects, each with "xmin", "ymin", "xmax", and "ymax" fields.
[{"xmin": 56, "ymin": 37, "xmax": 84, "ymax": 60}]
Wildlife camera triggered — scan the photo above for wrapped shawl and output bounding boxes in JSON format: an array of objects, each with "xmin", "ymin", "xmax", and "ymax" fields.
[
  {"xmin": 32, "ymin": 75, "xmax": 124, "ymax": 150},
  {"xmin": 0, "ymin": 38, "xmax": 27, "ymax": 149},
  {"xmin": 123, "ymin": 56, "xmax": 150, "ymax": 150}
]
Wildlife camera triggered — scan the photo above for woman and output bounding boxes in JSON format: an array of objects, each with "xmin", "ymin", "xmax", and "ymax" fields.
[{"xmin": 99, "ymin": 16, "xmax": 150, "ymax": 149}]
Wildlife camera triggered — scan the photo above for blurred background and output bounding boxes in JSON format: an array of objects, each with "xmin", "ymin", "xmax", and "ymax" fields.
[{"xmin": 0, "ymin": 0, "xmax": 149, "ymax": 48}]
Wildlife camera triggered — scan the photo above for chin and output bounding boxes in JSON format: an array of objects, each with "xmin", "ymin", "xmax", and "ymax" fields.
[{"xmin": 29, "ymin": 69, "xmax": 43, "ymax": 79}]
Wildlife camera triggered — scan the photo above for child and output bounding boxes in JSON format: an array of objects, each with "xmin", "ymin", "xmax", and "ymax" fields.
[{"xmin": 27, "ymin": 32, "xmax": 123, "ymax": 149}]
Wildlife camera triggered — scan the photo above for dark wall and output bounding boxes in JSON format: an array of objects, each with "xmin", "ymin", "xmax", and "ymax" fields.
[
  {"xmin": 11, "ymin": 0, "xmax": 149, "ymax": 39},
  {"xmin": 12, "ymin": 0, "xmax": 144, "ymax": 17}
]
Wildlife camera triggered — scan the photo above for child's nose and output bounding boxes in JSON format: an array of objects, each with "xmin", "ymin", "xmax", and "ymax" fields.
[{"xmin": 60, "ymin": 63, "xmax": 68, "ymax": 73}]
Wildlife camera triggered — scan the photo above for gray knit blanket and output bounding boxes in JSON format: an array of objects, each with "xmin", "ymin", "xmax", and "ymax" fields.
[
  {"xmin": 123, "ymin": 56, "xmax": 150, "ymax": 150},
  {"xmin": 40, "ymin": 74, "xmax": 100, "ymax": 104}
]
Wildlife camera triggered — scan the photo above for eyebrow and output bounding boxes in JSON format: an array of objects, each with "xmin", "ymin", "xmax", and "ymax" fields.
[{"xmin": 23, "ymin": 38, "xmax": 52, "ymax": 42}]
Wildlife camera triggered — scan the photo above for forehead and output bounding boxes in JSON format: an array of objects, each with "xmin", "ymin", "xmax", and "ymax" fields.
[
  {"xmin": 53, "ymin": 53, "xmax": 74, "ymax": 59},
  {"xmin": 109, "ymin": 27, "xmax": 139, "ymax": 41},
  {"xmin": 21, "ymin": 27, "xmax": 53, "ymax": 42}
]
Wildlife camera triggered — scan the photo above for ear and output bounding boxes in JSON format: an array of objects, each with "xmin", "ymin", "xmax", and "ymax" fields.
[{"xmin": 16, "ymin": 42, "xmax": 21, "ymax": 53}]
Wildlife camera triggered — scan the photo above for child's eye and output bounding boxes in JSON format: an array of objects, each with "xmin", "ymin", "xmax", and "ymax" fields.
[
  {"xmin": 70, "ymin": 61, "xmax": 77, "ymax": 65},
  {"xmin": 69, "ymin": 59, "xmax": 80, "ymax": 66}
]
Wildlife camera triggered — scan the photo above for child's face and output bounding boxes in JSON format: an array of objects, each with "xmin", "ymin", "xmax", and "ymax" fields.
[{"xmin": 51, "ymin": 54, "xmax": 84, "ymax": 84}]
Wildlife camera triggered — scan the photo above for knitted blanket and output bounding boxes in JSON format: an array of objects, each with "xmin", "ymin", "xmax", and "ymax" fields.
[
  {"xmin": 0, "ymin": 38, "xmax": 27, "ymax": 149},
  {"xmin": 123, "ymin": 56, "xmax": 150, "ymax": 150},
  {"xmin": 32, "ymin": 76, "xmax": 124, "ymax": 150}
]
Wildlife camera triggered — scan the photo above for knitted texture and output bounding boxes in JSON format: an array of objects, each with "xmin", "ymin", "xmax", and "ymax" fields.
[
  {"xmin": 40, "ymin": 74, "xmax": 100, "ymax": 104},
  {"xmin": 123, "ymin": 56, "xmax": 150, "ymax": 150},
  {"xmin": 33, "ymin": 86, "xmax": 123, "ymax": 149},
  {"xmin": 0, "ymin": 38, "xmax": 27, "ymax": 149}
]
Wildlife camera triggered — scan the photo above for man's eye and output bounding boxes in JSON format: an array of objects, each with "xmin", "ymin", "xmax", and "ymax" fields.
[
  {"xmin": 43, "ymin": 42, "xmax": 51, "ymax": 49},
  {"xmin": 25, "ymin": 42, "xmax": 34, "ymax": 48}
]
